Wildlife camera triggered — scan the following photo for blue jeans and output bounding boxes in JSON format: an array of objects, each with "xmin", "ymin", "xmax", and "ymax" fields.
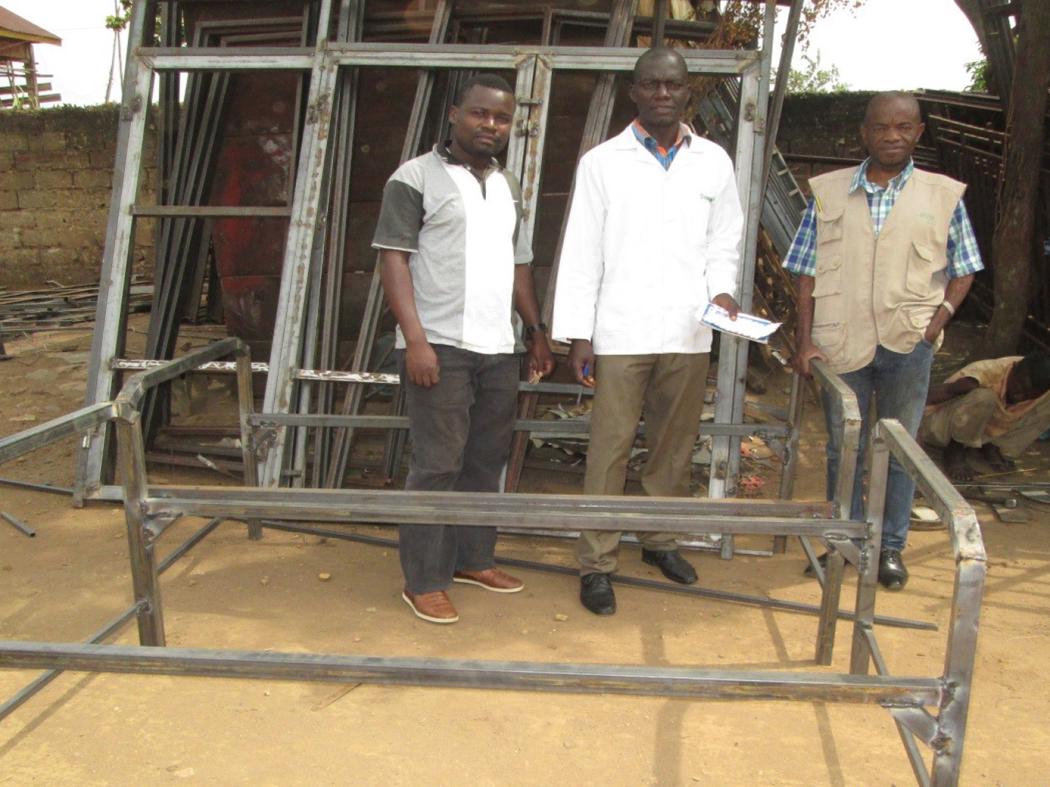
[{"xmin": 822, "ymin": 341, "xmax": 935, "ymax": 552}]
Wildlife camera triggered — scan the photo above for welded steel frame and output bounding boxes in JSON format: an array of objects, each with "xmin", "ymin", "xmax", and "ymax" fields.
[
  {"xmin": 73, "ymin": 0, "xmax": 768, "ymax": 500},
  {"xmin": 1, "ymin": 340, "xmax": 986, "ymax": 785}
]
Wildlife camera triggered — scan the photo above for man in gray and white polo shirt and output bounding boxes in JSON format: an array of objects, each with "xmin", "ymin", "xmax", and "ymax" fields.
[{"xmin": 372, "ymin": 73, "xmax": 554, "ymax": 624}]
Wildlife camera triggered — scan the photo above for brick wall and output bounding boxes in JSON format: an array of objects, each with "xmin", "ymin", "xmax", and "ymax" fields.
[{"xmin": 0, "ymin": 106, "xmax": 156, "ymax": 288}]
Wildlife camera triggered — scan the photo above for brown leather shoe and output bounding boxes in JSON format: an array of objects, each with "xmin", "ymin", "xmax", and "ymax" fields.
[
  {"xmin": 401, "ymin": 590, "xmax": 459, "ymax": 623},
  {"xmin": 452, "ymin": 567, "xmax": 524, "ymax": 593}
]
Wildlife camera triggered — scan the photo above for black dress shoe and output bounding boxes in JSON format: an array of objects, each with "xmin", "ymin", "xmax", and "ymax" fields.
[
  {"xmin": 580, "ymin": 573, "xmax": 616, "ymax": 615},
  {"xmin": 878, "ymin": 548, "xmax": 908, "ymax": 591},
  {"xmin": 641, "ymin": 548, "xmax": 698, "ymax": 585}
]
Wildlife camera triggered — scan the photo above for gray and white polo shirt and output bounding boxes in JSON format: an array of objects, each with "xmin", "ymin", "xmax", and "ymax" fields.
[{"xmin": 371, "ymin": 145, "xmax": 532, "ymax": 354}]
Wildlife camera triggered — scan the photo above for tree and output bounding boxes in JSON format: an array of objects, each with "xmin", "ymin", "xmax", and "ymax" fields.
[
  {"xmin": 786, "ymin": 53, "xmax": 850, "ymax": 94},
  {"xmin": 980, "ymin": 1, "xmax": 1050, "ymax": 356}
]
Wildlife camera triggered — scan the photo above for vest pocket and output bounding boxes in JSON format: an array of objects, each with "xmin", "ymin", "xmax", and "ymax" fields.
[
  {"xmin": 811, "ymin": 255, "xmax": 842, "ymax": 297},
  {"xmin": 811, "ymin": 319, "xmax": 847, "ymax": 358},
  {"xmin": 816, "ymin": 208, "xmax": 844, "ymax": 244},
  {"xmin": 905, "ymin": 240, "xmax": 940, "ymax": 296}
]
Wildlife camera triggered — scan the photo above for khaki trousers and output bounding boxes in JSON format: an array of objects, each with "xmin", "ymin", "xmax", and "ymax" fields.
[
  {"xmin": 578, "ymin": 352, "xmax": 710, "ymax": 575},
  {"xmin": 920, "ymin": 387, "xmax": 1050, "ymax": 458}
]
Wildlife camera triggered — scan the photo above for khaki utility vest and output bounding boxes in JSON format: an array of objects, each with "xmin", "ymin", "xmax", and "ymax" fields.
[{"xmin": 808, "ymin": 167, "xmax": 966, "ymax": 374}]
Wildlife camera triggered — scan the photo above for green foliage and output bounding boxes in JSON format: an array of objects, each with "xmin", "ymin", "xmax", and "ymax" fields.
[
  {"xmin": 786, "ymin": 53, "xmax": 850, "ymax": 94},
  {"xmin": 104, "ymin": 0, "xmax": 133, "ymax": 33},
  {"xmin": 964, "ymin": 58, "xmax": 990, "ymax": 92}
]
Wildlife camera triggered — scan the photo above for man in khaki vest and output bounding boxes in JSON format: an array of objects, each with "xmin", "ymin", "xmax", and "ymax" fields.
[{"xmin": 784, "ymin": 92, "xmax": 984, "ymax": 591}]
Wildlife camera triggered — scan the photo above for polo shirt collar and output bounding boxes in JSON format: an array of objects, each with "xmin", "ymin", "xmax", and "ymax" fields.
[
  {"xmin": 850, "ymin": 157, "xmax": 914, "ymax": 195},
  {"xmin": 434, "ymin": 141, "xmax": 501, "ymax": 176}
]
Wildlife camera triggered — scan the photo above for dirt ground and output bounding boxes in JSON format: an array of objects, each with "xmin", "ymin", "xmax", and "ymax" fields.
[{"xmin": 1, "ymin": 319, "xmax": 1048, "ymax": 786}]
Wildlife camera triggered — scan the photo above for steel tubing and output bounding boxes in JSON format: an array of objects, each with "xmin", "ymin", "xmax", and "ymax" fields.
[{"xmin": 0, "ymin": 641, "xmax": 943, "ymax": 705}]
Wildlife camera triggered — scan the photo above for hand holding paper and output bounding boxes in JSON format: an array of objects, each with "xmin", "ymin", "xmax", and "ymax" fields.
[{"xmin": 698, "ymin": 302, "xmax": 781, "ymax": 344}]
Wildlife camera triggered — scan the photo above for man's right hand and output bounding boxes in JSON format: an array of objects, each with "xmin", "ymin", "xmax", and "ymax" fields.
[
  {"xmin": 404, "ymin": 339, "xmax": 439, "ymax": 387},
  {"xmin": 568, "ymin": 339, "xmax": 596, "ymax": 389},
  {"xmin": 793, "ymin": 341, "xmax": 827, "ymax": 378}
]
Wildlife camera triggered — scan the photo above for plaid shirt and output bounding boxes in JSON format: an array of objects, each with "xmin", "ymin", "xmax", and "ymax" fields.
[
  {"xmin": 783, "ymin": 158, "xmax": 984, "ymax": 278},
  {"xmin": 630, "ymin": 119, "xmax": 689, "ymax": 170}
]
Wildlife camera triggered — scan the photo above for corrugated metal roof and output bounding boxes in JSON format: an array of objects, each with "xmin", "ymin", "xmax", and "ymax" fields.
[{"xmin": 0, "ymin": 6, "xmax": 62, "ymax": 46}]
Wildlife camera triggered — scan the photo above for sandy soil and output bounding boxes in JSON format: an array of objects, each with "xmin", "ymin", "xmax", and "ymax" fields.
[{"xmin": 1, "ymin": 320, "xmax": 1048, "ymax": 786}]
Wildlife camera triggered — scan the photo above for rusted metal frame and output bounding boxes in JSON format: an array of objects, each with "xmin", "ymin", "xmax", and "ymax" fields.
[
  {"xmin": 710, "ymin": 2, "xmax": 777, "ymax": 562},
  {"xmin": 874, "ymin": 419, "xmax": 986, "ymax": 786},
  {"xmin": 506, "ymin": 0, "xmax": 639, "ymax": 492},
  {"xmin": 157, "ymin": 2, "xmax": 181, "ymax": 208},
  {"xmin": 142, "ymin": 489, "xmax": 860, "ymax": 538},
  {"xmin": 75, "ymin": 0, "xmax": 157, "ymax": 504},
  {"xmin": 0, "ymin": 641, "xmax": 943, "ymax": 706},
  {"xmin": 234, "ymin": 345, "xmax": 261, "ymax": 539},
  {"xmin": 772, "ymin": 371, "xmax": 804, "ymax": 553},
  {"xmin": 811, "ymin": 360, "xmax": 862, "ymax": 518},
  {"xmin": 0, "ymin": 403, "xmax": 116, "ymax": 466},
  {"xmin": 815, "ymin": 543, "xmax": 846, "ymax": 665},
  {"xmin": 140, "ymin": 45, "xmax": 758, "ymax": 74},
  {"xmin": 708, "ymin": 61, "xmax": 761, "ymax": 557},
  {"xmin": 290, "ymin": 152, "xmax": 338, "ymax": 488},
  {"xmin": 892, "ymin": 707, "xmax": 939, "ymax": 787},
  {"xmin": 114, "ymin": 403, "xmax": 165, "ymax": 647},
  {"xmin": 132, "ymin": 206, "xmax": 292, "ymax": 217},
  {"xmin": 141, "ymin": 21, "xmax": 233, "ymax": 447},
  {"xmin": 849, "ymin": 427, "xmax": 886, "ymax": 675},
  {"xmin": 323, "ymin": 0, "xmax": 454, "ymax": 489},
  {"xmin": 761, "ymin": 0, "xmax": 802, "ymax": 190},
  {"xmin": 257, "ymin": 0, "xmax": 339, "ymax": 488},
  {"xmin": 0, "ymin": 517, "xmax": 220, "ymax": 723},
  {"xmin": 312, "ymin": 0, "xmax": 366, "ymax": 488},
  {"xmin": 113, "ymin": 338, "xmax": 249, "ymax": 643}
]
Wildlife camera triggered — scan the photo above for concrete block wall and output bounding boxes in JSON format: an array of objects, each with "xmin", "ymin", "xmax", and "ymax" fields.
[{"xmin": 0, "ymin": 106, "xmax": 156, "ymax": 289}]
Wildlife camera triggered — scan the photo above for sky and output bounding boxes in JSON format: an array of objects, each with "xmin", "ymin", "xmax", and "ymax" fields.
[{"xmin": 5, "ymin": 0, "xmax": 984, "ymax": 106}]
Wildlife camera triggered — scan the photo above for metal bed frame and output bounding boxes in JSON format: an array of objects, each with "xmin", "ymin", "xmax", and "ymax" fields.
[{"xmin": 0, "ymin": 338, "xmax": 987, "ymax": 785}]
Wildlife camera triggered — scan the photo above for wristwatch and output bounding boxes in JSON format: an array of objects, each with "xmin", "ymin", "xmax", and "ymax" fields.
[{"xmin": 524, "ymin": 322, "xmax": 547, "ymax": 340}]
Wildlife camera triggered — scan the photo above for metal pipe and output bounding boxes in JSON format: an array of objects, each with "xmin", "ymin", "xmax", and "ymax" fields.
[
  {"xmin": 0, "ymin": 478, "xmax": 73, "ymax": 496},
  {"xmin": 0, "ymin": 641, "xmax": 944, "ymax": 706},
  {"xmin": 1, "ymin": 511, "xmax": 35, "ymax": 538}
]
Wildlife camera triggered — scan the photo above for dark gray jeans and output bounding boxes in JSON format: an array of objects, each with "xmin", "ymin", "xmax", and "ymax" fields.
[{"xmin": 398, "ymin": 344, "xmax": 519, "ymax": 593}]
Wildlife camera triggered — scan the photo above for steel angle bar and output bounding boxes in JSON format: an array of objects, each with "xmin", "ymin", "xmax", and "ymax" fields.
[
  {"xmin": 506, "ymin": 0, "xmax": 638, "ymax": 492},
  {"xmin": 138, "ymin": 48, "xmax": 315, "ymax": 71},
  {"xmin": 0, "ymin": 516, "xmax": 222, "ymax": 722},
  {"xmin": 0, "ymin": 478, "xmax": 73, "ymax": 496},
  {"xmin": 811, "ymin": 360, "xmax": 863, "ymax": 517},
  {"xmin": 131, "ymin": 206, "xmax": 292, "ymax": 217},
  {"xmin": 259, "ymin": 0, "xmax": 339, "ymax": 488},
  {"xmin": 142, "ymin": 491, "xmax": 861, "ymax": 538},
  {"xmin": 710, "ymin": 4, "xmax": 777, "ymax": 558},
  {"xmin": 313, "ymin": 0, "xmax": 366, "ymax": 487},
  {"xmin": 116, "ymin": 338, "xmax": 249, "ymax": 412},
  {"xmin": 323, "ymin": 43, "xmax": 759, "ymax": 74},
  {"xmin": 0, "ymin": 403, "xmax": 115, "ymax": 466},
  {"xmin": 323, "ymin": 0, "xmax": 453, "ymax": 489},
  {"xmin": 76, "ymin": 0, "xmax": 155, "ymax": 503},
  {"xmin": 876, "ymin": 419, "xmax": 985, "ymax": 562},
  {"xmin": 0, "ymin": 641, "xmax": 942, "ymax": 705},
  {"xmin": 145, "ymin": 484, "xmax": 837, "ymax": 519},
  {"xmin": 874, "ymin": 419, "xmax": 986, "ymax": 786}
]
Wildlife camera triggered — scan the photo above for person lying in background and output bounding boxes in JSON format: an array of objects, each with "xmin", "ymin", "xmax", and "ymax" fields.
[{"xmin": 921, "ymin": 351, "xmax": 1050, "ymax": 481}]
